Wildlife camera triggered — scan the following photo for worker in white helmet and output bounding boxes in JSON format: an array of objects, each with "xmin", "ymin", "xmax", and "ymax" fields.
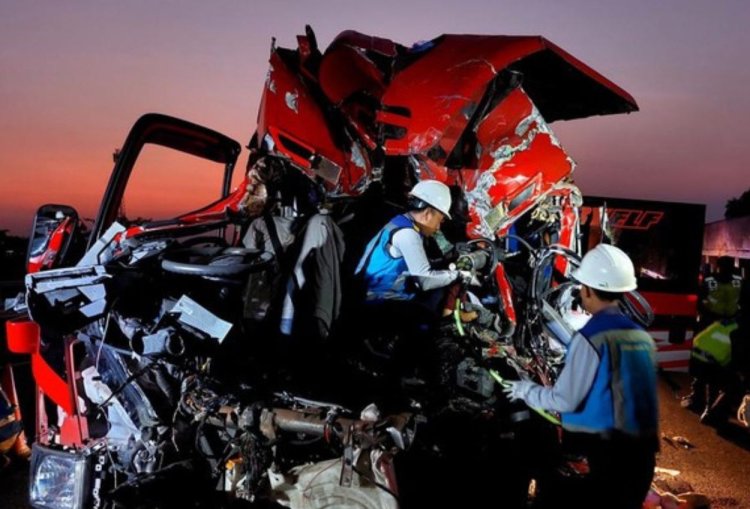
[
  {"xmin": 504, "ymin": 243, "xmax": 659, "ymax": 509},
  {"xmin": 355, "ymin": 180, "xmax": 472, "ymax": 316}
]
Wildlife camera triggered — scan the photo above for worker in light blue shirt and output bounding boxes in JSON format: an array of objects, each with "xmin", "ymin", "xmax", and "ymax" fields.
[
  {"xmin": 505, "ymin": 244, "xmax": 658, "ymax": 509},
  {"xmin": 356, "ymin": 180, "xmax": 469, "ymax": 312}
]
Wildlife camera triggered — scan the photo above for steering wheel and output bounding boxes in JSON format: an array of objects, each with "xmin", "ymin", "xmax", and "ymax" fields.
[
  {"xmin": 161, "ymin": 244, "xmax": 274, "ymax": 277},
  {"xmin": 177, "ymin": 236, "xmax": 230, "ymax": 249}
]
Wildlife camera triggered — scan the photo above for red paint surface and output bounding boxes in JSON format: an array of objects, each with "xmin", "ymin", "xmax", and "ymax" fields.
[{"xmin": 640, "ymin": 291, "xmax": 698, "ymax": 317}]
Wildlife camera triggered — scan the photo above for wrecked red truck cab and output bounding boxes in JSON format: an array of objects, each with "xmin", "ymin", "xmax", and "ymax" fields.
[{"xmin": 5, "ymin": 27, "xmax": 649, "ymax": 509}]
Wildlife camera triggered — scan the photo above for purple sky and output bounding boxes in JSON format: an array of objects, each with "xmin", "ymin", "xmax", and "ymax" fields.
[{"xmin": 1, "ymin": 0, "xmax": 749, "ymax": 235}]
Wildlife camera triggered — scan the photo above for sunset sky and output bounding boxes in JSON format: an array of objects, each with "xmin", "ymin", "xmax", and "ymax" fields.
[{"xmin": 1, "ymin": 0, "xmax": 749, "ymax": 236}]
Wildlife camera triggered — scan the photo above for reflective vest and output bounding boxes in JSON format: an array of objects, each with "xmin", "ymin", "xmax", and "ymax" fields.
[
  {"xmin": 704, "ymin": 275, "xmax": 742, "ymax": 318},
  {"xmin": 355, "ymin": 214, "xmax": 420, "ymax": 301},
  {"xmin": 561, "ymin": 308, "xmax": 659, "ymax": 438},
  {"xmin": 691, "ymin": 320, "xmax": 738, "ymax": 367}
]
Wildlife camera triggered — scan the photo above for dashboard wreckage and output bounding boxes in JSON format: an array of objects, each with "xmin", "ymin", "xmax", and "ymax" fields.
[{"xmin": 4, "ymin": 27, "xmax": 653, "ymax": 508}]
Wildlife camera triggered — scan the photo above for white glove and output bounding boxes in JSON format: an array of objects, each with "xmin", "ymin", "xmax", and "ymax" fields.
[
  {"xmin": 502, "ymin": 380, "xmax": 535, "ymax": 402},
  {"xmin": 459, "ymin": 270, "xmax": 481, "ymax": 287}
]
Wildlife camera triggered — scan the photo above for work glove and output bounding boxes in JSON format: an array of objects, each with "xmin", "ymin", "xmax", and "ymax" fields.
[
  {"xmin": 502, "ymin": 380, "xmax": 535, "ymax": 402},
  {"xmin": 459, "ymin": 270, "xmax": 482, "ymax": 287}
]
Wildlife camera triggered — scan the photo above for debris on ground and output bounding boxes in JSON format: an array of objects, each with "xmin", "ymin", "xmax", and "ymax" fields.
[
  {"xmin": 662, "ymin": 433, "xmax": 678, "ymax": 449},
  {"xmin": 661, "ymin": 433, "xmax": 696, "ymax": 450},
  {"xmin": 672, "ymin": 436, "xmax": 696, "ymax": 449},
  {"xmin": 646, "ymin": 467, "xmax": 711, "ymax": 509}
]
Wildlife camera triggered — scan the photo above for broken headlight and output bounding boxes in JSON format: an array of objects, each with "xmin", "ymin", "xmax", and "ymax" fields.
[{"xmin": 29, "ymin": 445, "xmax": 89, "ymax": 509}]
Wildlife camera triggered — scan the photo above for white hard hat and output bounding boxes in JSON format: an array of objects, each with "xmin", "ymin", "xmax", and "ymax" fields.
[
  {"xmin": 409, "ymin": 180, "xmax": 452, "ymax": 219},
  {"xmin": 572, "ymin": 244, "xmax": 637, "ymax": 292}
]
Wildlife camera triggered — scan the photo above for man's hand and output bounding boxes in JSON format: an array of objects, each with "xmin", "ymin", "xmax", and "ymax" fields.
[
  {"xmin": 502, "ymin": 380, "xmax": 535, "ymax": 402},
  {"xmin": 459, "ymin": 270, "xmax": 481, "ymax": 287}
]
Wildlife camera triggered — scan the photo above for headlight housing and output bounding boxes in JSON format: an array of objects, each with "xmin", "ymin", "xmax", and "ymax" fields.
[{"xmin": 29, "ymin": 444, "xmax": 90, "ymax": 509}]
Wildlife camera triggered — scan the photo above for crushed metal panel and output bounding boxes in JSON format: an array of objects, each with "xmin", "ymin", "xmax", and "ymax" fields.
[
  {"xmin": 170, "ymin": 295, "xmax": 232, "ymax": 343},
  {"xmin": 380, "ymin": 36, "xmax": 546, "ymax": 157},
  {"xmin": 379, "ymin": 34, "xmax": 637, "ymax": 159},
  {"xmin": 77, "ymin": 222, "xmax": 127, "ymax": 267},
  {"xmin": 256, "ymin": 50, "xmax": 370, "ymax": 195},
  {"xmin": 26, "ymin": 265, "xmax": 110, "ymax": 293},
  {"xmin": 509, "ymin": 39, "xmax": 638, "ymax": 122},
  {"xmin": 319, "ymin": 43, "xmax": 387, "ymax": 105},
  {"xmin": 463, "ymin": 89, "xmax": 574, "ymax": 239}
]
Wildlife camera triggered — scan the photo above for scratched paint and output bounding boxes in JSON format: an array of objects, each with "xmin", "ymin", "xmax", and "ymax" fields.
[
  {"xmin": 266, "ymin": 64, "xmax": 276, "ymax": 94},
  {"xmin": 284, "ymin": 90, "xmax": 299, "ymax": 113},
  {"xmin": 350, "ymin": 142, "xmax": 367, "ymax": 170},
  {"xmin": 465, "ymin": 97, "xmax": 574, "ymax": 239}
]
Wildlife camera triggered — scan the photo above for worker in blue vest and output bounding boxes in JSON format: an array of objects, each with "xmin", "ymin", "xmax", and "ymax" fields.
[
  {"xmin": 354, "ymin": 180, "xmax": 489, "ymax": 508},
  {"xmin": 504, "ymin": 244, "xmax": 659, "ymax": 509},
  {"xmin": 682, "ymin": 256, "xmax": 743, "ymax": 420},
  {"xmin": 355, "ymin": 180, "xmax": 475, "ymax": 319}
]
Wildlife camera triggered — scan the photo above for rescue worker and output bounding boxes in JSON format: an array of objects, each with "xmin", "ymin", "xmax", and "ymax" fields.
[
  {"xmin": 699, "ymin": 256, "xmax": 742, "ymax": 327},
  {"xmin": 356, "ymin": 180, "xmax": 503, "ymax": 509},
  {"xmin": 681, "ymin": 256, "xmax": 743, "ymax": 418},
  {"xmin": 0, "ymin": 385, "xmax": 29, "ymax": 469},
  {"xmin": 1, "ymin": 344, "xmax": 31, "ymax": 469},
  {"xmin": 695, "ymin": 269, "xmax": 749, "ymax": 426},
  {"xmin": 504, "ymin": 244, "xmax": 658, "ymax": 509},
  {"xmin": 355, "ymin": 180, "xmax": 472, "ymax": 318}
]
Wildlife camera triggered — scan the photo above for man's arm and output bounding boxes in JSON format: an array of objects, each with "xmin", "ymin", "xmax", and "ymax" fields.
[
  {"xmin": 390, "ymin": 228, "xmax": 458, "ymax": 290},
  {"xmin": 521, "ymin": 333, "xmax": 600, "ymax": 413}
]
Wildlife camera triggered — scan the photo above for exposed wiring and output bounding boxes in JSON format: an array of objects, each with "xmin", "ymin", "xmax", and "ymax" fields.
[
  {"xmin": 504, "ymin": 234, "xmax": 536, "ymax": 255},
  {"xmin": 103, "ymin": 439, "xmax": 123, "ymax": 487},
  {"xmin": 95, "ymin": 362, "xmax": 157, "ymax": 410}
]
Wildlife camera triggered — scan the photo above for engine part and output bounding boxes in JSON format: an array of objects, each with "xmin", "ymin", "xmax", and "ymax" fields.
[
  {"xmin": 132, "ymin": 328, "xmax": 186, "ymax": 357},
  {"xmin": 456, "ymin": 358, "xmax": 495, "ymax": 399}
]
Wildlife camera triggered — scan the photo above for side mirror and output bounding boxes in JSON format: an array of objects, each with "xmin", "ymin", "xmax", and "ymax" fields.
[{"xmin": 26, "ymin": 204, "xmax": 86, "ymax": 273}]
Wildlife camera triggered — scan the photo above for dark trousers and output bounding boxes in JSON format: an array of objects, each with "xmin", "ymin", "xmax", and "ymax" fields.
[
  {"xmin": 536, "ymin": 432, "xmax": 656, "ymax": 509},
  {"xmin": 687, "ymin": 356, "xmax": 730, "ymax": 412},
  {"xmin": 411, "ymin": 280, "xmax": 463, "ymax": 318}
]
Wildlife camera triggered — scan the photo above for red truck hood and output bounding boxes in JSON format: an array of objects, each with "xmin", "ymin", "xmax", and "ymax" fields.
[
  {"xmin": 254, "ymin": 29, "xmax": 638, "ymax": 238},
  {"xmin": 379, "ymin": 34, "xmax": 637, "ymax": 157}
]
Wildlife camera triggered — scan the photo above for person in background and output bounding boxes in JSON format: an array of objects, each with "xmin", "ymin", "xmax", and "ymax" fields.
[
  {"xmin": 0, "ymin": 378, "xmax": 30, "ymax": 469},
  {"xmin": 682, "ymin": 256, "xmax": 743, "ymax": 420},
  {"xmin": 698, "ymin": 257, "xmax": 742, "ymax": 328},
  {"xmin": 504, "ymin": 244, "xmax": 659, "ymax": 509},
  {"xmin": 701, "ymin": 270, "xmax": 749, "ymax": 426}
]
